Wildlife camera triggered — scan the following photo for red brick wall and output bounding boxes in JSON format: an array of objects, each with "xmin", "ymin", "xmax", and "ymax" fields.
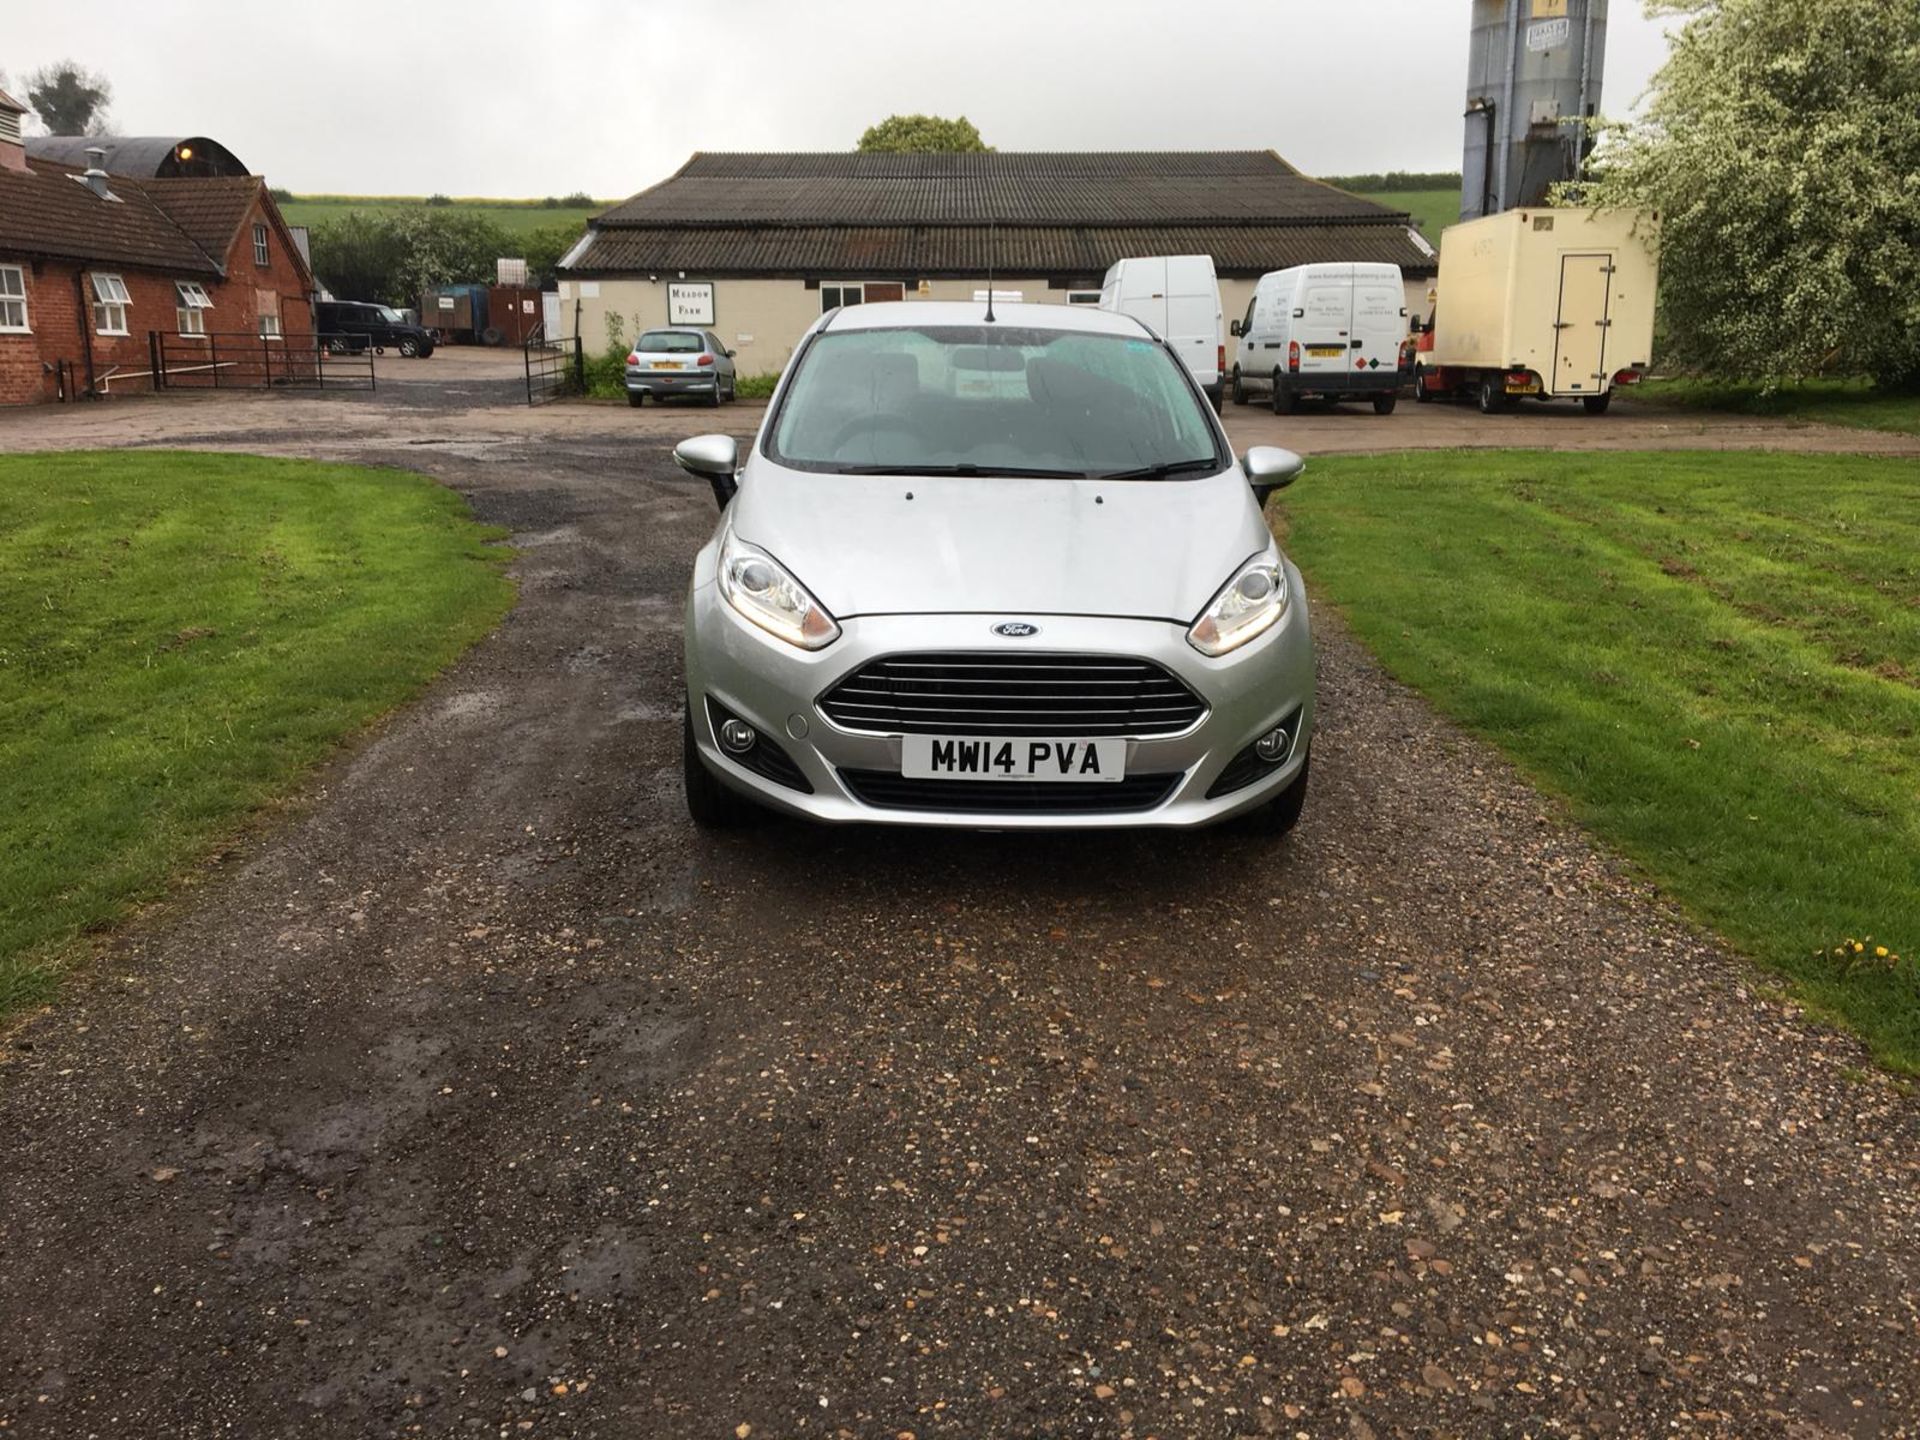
[{"xmin": 1, "ymin": 191, "xmax": 316, "ymax": 405}]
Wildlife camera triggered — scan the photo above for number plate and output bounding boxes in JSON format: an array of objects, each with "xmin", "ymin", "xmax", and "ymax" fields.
[
  {"xmin": 1306, "ymin": 346, "xmax": 1344, "ymax": 358},
  {"xmin": 901, "ymin": 736, "xmax": 1127, "ymax": 783},
  {"xmin": 653, "ymin": 360, "xmax": 684, "ymax": 370}
]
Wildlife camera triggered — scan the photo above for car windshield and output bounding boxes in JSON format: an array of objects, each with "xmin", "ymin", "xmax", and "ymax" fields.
[
  {"xmin": 638, "ymin": 331, "xmax": 704, "ymax": 353},
  {"xmin": 767, "ymin": 324, "xmax": 1224, "ymax": 478}
]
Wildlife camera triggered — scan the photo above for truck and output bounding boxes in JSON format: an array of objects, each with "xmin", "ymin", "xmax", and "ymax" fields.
[
  {"xmin": 1413, "ymin": 208, "xmax": 1659, "ymax": 415},
  {"xmin": 1098, "ymin": 255, "xmax": 1225, "ymax": 408}
]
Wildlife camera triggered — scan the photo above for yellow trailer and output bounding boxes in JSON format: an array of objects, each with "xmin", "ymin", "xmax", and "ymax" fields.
[{"xmin": 1413, "ymin": 208, "xmax": 1660, "ymax": 415}]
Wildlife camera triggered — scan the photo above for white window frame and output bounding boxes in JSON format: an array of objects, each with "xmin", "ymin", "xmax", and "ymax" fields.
[
  {"xmin": 175, "ymin": 280, "xmax": 213, "ymax": 337},
  {"xmin": 256, "ymin": 311, "xmax": 283, "ymax": 340},
  {"xmin": 252, "ymin": 223, "xmax": 270, "ymax": 267},
  {"xmin": 0, "ymin": 264, "xmax": 28, "ymax": 333},
  {"xmin": 90, "ymin": 272, "xmax": 131, "ymax": 335},
  {"xmin": 819, "ymin": 281, "xmax": 866, "ymax": 313}
]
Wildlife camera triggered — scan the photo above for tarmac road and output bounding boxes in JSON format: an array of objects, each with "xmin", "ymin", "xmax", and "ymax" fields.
[{"xmin": 1, "ymin": 399, "xmax": 1916, "ymax": 1438}]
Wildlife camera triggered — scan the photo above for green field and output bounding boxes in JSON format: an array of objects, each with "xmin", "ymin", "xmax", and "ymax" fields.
[
  {"xmin": 1278, "ymin": 450, "xmax": 1920, "ymax": 1071},
  {"xmin": 1637, "ymin": 378, "xmax": 1920, "ymax": 437},
  {"xmin": 279, "ymin": 196, "xmax": 601, "ymax": 235},
  {"xmin": 1355, "ymin": 187, "xmax": 1462, "ymax": 243},
  {"xmin": 0, "ymin": 452, "xmax": 514, "ymax": 1020}
]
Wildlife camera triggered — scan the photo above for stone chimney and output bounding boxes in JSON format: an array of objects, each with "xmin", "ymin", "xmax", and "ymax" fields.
[
  {"xmin": 83, "ymin": 145, "xmax": 111, "ymax": 195},
  {"xmin": 0, "ymin": 89, "xmax": 27, "ymax": 173}
]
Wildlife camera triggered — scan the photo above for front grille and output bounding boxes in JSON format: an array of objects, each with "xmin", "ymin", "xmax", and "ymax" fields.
[
  {"xmin": 821, "ymin": 653, "xmax": 1206, "ymax": 738},
  {"xmin": 840, "ymin": 769, "xmax": 1180, "ymax": 815}
]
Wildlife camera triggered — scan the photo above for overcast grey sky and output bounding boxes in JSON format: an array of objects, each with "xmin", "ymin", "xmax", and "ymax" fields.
[{"xmin": 6, "ymin": 1, "xmax": 1675, "ymax": 197}]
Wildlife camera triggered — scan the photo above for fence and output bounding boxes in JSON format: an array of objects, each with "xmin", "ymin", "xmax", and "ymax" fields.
[
  {"xmin": 525, "ymin": 326, "xmax": 585, "ymax": 405},
  {"xmin": 149, "ymin": 332, "xmax": 377, "ymax": 392}
]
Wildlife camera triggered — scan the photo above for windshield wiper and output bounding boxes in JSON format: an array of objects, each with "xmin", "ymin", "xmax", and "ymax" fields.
[
  {"xmin": 833, "ymin": 463, "xmax": 1092, "ymax": 478},
  {"xmin": 1093, "ymin": 458, "xmax": 1226, "ymax": 482}
]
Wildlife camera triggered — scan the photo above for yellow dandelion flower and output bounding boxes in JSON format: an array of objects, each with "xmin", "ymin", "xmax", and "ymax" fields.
[
  {"xmin": 1853, "ymin": 942, "xmax": 1865, "ymax": 953},
  {"xmin": 1876, "ymin": 946, "xmax": 1889, "ymax": 958}
]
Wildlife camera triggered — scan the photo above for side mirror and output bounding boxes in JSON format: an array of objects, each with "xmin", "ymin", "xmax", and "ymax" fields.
[
  {"xmin": 1243, "ymin": 445, "xmax": 1305, "ymax": 506},
  {"xmin": 725, "ymin": 349, "xmax": 737, "ymax": 358},
  {"xmin": 1228, "ymin": 319, "xmax": 1244, "ymax": 338},
  {"xmin": 673, "ymin": 433, "xmax": 740, "ymax": 509}
]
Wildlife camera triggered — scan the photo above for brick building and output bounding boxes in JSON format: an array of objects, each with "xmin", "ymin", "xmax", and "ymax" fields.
[{"xmin": 0, "ymin": 90, "xmax": 315, "ymax": 404}]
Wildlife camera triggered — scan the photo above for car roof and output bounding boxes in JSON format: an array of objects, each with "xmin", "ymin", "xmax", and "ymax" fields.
[{"xmin": 822, "ymin": 300, "xmax": 1152, "ymax": 339}]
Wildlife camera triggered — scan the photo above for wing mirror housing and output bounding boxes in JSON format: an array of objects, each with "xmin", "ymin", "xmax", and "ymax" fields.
[
  {"xmin": 673, "ymin": 433, "xmax": 740, "ymax": 509},
  {"xmin": 1243, "ymin": 446, "xmax": 1305, "ymax": 506},
  {"xmin": 1228, "ymin": 319, "xmax": 1245, "ymax": 338}
]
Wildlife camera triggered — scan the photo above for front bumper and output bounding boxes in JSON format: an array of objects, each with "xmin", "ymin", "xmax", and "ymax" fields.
[
  {"xmin": 683, "ymin": 569, "xmax": 1316, "ymax": 829},
  {"xmin": 626, "ymin": 367, "xmax": 718, "ymax": 395}
]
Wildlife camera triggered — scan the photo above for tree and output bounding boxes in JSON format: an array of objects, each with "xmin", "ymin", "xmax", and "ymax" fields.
[
  {"xmin": 24, "ymin": 60, "xmax": 112, "ymax": 136},
  {"xmin": 857, "ymin": 114, "xmax": 991, "ymax": 154},
  {"xmin": 308, "ymin": 208, "xmax": 513, "ymax": 306},
  {"xmin": 1569, "ymin": 0, "xmax": 1920, "ymax": 391}
]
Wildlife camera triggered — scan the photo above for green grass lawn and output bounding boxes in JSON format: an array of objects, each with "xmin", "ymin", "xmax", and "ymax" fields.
[
  {"xmin": 1637, "ymin": 377, "xmax": 1920, "ymax": 437},
  {"xmin": 1355, "ymin": 187, "xmax": 1462, "ymax": 243},
  {"xmin": 0, "ymin": 452, "xmax": 513, "ymax": 1020},
  {"xmin": 1278, "ymin": 450, "xmax": 1920, "ymax": 1069},
  {"xmin": 278, "ymin": 196, "xmax": 600, "ymax": 236}
]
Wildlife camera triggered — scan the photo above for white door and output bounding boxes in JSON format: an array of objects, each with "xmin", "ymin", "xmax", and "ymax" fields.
[
  {"xmin": 1350, "ymin": 277, "xmax": 1404, "ymax": 381},
  {"xmin": 1296, "ymin": 270, "xmax": 1355, "ymax": 377}
]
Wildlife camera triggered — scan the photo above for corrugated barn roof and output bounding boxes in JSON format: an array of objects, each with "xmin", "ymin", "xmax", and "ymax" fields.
[{"xmin": 569, "ymin": 151, "xmax": 1435, "ymax": 279}]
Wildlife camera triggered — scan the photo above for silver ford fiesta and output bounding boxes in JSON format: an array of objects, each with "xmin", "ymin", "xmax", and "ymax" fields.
[{"xmin": 673, "ymin": 301, "xmax": 1314, "ymax": 833}]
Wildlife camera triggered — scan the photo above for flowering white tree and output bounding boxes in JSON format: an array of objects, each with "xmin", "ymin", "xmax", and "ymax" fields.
[{"xmin": 1571, "ymin": 0, "xmax": 1920, "ymax": 390}]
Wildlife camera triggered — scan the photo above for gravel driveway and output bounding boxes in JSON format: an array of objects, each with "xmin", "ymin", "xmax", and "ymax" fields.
[{"xmin": 1, "ymin": 398, "xmax": 1916, "ymax": 1437}]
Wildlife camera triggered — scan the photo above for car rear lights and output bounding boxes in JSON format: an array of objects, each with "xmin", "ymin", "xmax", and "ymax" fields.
[
  {"xmin": 1613, "ymin": 368, "xmax": 1643, "ymax": 386},
  {"xmin": 1287, "ymin": 341, "xmax": 1300, "ymax": 373},
  {"xmin": 1216, "ymin": 343, "xmax": 1225, "ymax": 373},
  {"xmin": 697, "ymin": 353, "xmax": 715, "ymax": 366},
  {"xmin": 625, "ymin": 352, "xmax": 640, "ymax": 366}
]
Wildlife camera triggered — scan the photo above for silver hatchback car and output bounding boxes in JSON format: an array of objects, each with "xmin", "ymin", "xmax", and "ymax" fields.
[
  {"xmin": 674, "ymin": 301, "xmax": 1313, "ymax": 833},
  {"xmin": 625, "ymin": 327, "xmax": 737, "ymax": 406}
]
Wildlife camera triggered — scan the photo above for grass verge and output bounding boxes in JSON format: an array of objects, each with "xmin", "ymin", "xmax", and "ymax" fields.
[
  {"xmin": 0, "ymin": 451, "xmax": 514, "ymax": 1020},
  {"xmin": 1278, "ymin": 450, "xmax": 1920, "ymax": 1069},
  {"xmin": 1636, "ymin": 378, "xmax": 1920, "ymax": 436}
]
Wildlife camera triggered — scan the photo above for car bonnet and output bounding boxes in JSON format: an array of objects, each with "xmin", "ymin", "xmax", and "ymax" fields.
[{"xmin": 727, "ymin": 459, "xmax": 1272, "ymax": 623}]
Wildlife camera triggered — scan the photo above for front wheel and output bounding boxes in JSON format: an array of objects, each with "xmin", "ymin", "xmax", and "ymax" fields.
[
  {"xmin": 1413, "ymin": 364, "xmax": 1433, "ymax": 403},
  {"xmin": 683, "ymin": 705, "xmax": 757, "ymax": 829},
  {"xmin": 1477, "ymin": 377, "xmax": 1507, "ymax": 415},
  {"xmin": 1582, "ymin": 391, "xmax": 1613, "ymax": 415},
  {"xmin": 1230, "ymin": 368, "xmax": 1248, "ymax": 405},
  {"xmin": 1234, "ymin": 754, "xmax": 1310, "ymax": 838},
  {"xmin": 1373, "ymin": 394, "xmax": 1398, "ymax": 416},
  {"xmin": 398, "ymin": 338, "xmax": 419, "ymax": 358}
]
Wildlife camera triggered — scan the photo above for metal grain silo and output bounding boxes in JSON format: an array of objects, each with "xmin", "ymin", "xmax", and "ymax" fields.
[{"xmin": 1461, "ymin": 0, "xmax": 1608, "ymax": 220}]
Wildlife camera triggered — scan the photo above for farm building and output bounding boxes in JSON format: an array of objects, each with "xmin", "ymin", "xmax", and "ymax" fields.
[
  {"xmin": 25, "ymin": 133, "xmax": 251, "ymax": 179},
  {"xmin": 556, "ymin": 150, "xmax": 1436, "ymax": 374},
  {"xmin": 0, "ymin": 93, "xmax": 314, "ymax": 404}
]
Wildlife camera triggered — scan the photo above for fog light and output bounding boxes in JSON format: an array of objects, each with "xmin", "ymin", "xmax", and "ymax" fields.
[
  {"xmin": 1254, "ymin": 726, "xmax": 1292, "ymax": 763},
  {"xmin": 718, "ymin": 718, "xmax": 758, "ymax": 754}
]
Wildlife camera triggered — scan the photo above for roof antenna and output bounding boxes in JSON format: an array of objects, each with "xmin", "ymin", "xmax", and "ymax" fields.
[{"xmin": 984, "ymin": 217, "xmax": 997, "ymax": 323}]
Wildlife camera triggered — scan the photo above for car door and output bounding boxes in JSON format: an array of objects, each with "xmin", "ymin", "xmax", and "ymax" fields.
[
  {"xmin": 707, "ymin": 332, "xmax": 735, "ymax": 383},
  {"xmin": 1553, "ymin": 254, "xmax": 1613, "ymax": 395},
  {"xmin": 1350, "ymin": 272, "xmax": 1405, "ymax": 381},
  {"xmin": 1296, "ymin": 268, "xmax": 1354, "ymax": 379}
]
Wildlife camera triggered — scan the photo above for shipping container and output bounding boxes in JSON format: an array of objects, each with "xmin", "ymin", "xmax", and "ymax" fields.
[{"xmin": 1415, "ymin": 207, "xmax": 1658, "ymax": 414}]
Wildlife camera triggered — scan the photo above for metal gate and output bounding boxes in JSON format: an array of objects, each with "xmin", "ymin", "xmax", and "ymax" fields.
[
  {"xmin": 151, "ymin": 332, "xmax": 376, "ymax": 392},
  {"xmin": 525, "ymin": 326, "xmax": 584, "ymax": 404}
]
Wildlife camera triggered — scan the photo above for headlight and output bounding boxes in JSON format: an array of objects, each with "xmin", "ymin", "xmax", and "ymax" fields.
[
  {"xmin": 1188, "ymin": 547, "xmax": 1289, "ymax": 656},
  {"xmin": 717, "ymin": 528, "xmax": 840, "ymax": 650}
]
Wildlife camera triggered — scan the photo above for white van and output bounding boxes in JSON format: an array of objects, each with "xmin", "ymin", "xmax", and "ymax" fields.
[
  {"xmin": 1229, "ymin": 263, "xmax": 1408, "ymax": 415},
  {"xmin": 1098, "ymin": 255, "xmax": 1224, "ymax": 407}
]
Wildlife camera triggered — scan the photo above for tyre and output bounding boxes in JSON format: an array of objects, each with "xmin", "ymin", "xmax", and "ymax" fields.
[
  {"xmin": 398, "ymin": 338, "xmax": 418, "ymax": 358},
  {"xmin": 683, "ymin": 704, "xmax": 757, "ymax": 828},
  {"xmin": 708, "ymin": 385, "xmax": 723, "ymax": 408},
  {"xmin": 1373, "ymin": 394, "xmax": 1398, "ymax": 416},
  {"xmin": 1230, "ymin": 367, "xmax": 1248, "ymax": 405},
  {"xmin": 1477, "ymin": 376, "xmax": 1506, "ymax": 415},
  {"xmin": 724, "ymin": 379, "xmax": 737, "ymax": 403},
  {"xmin": 1271, "ymin": 373, "xmax": 1299, "ymax": 416},
  {"xmin": 626, "ymin": 390, "xmax": 644, "ymax": 408},
  {"xmin": 1582, "ymin": 391, "xmax": 1613, "ymax": 415},
  {"xmin": 1413, "ymin": 365, "xmax": 1433, "ymax": 403},
  {"xmin": 374, "ymin": 347, "xmax": 386, "ymax": 356},
  {"xmin": 1233, "ymin": 753, "xmax": 1310, "ymax": 838},
  {"xmin": 1206, "ymin": 385, "xmax": 1224, "ymax": 415}
]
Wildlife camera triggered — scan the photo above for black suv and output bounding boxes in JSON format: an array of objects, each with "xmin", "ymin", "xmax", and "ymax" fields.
[{"xmin": 316, "ymin": 301, "xmax": 436, "ymax": 358}]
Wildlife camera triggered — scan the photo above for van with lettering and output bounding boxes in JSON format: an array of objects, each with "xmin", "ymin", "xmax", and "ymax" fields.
[{"xmin": 1229, "ymin": 263, "xmax": 1407, "ymax": 415}]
